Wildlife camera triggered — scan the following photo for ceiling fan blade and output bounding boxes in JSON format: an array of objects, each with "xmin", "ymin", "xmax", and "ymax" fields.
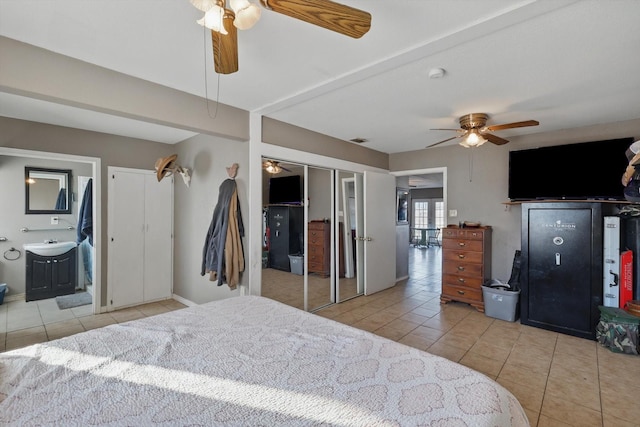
[
  {"xmin": 212, "ymin": 13, "xmax": 238, "ymax": 74},
  {"xmin": 260, "ymin": 0, "xmax": 371, "ymax": 39},
  {"xmin": 426, "ymin": 135, "xmax": 462, "ymax": 148},
  {"xmin": 485, "ymin": 120, "xmax": 539, "ymax": 132},
  {"xmin": 483, "ymin": 133, "xmax": 510, "ymax": 145},
  {"xmin": 430, "ymin": 128, "xmax": 466, "ymax": 132}
]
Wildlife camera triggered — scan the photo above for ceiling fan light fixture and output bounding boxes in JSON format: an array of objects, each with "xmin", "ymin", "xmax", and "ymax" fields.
[
  {"xmin": 190, "ymin": 0, "xmax": 219, "ymax": 12},
  {"xmin": 231, "ymin": 1, "xmax": 261, "ymax": 30},
  {"xmin": 459, "ymin": 129, "xmax": 487, "ymax": 148},
  {"xmin": 197, "ymin": 4, "xmax": 229, "ymax": 33},
  {"xmin": 265, "ymin": 163, "xmax": 282, "ymax": 174}
]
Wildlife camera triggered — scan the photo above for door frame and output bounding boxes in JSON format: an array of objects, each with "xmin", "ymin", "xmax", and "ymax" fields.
[
  {"xmin": 0, "ymin": 147, "xmax": 102, "ymax": 313},
  {"xmin": 251, "ymin": 142, "xmax": 388, "ymax": 301}
]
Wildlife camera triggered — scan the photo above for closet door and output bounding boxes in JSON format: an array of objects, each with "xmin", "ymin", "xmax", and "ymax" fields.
[
  {"xmin": 109, "ymin": 170, "xmax": 145, "ymax": 308},
  {"xmin": 143, "ymin": 174, "xmax": 173, "ymax": 301},
  {"xmin": 108, "ymin": 168, "xmax": 173, "ymax": 310}
]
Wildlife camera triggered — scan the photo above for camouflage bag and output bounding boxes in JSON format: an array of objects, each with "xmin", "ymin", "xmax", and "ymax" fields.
[{"xmin": 596, "ymin": 306, "xmax": 640, "ymax": 355}]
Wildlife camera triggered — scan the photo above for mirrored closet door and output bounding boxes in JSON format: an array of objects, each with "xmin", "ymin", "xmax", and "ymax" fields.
[{"xmin": 261, "ymin": 158, "xmax": 364, "ymax": 311}]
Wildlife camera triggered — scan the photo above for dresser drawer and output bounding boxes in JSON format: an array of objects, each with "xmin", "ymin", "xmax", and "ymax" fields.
[
  {"xmin": 308, "ymin": 221, "xmax": 328, "ymax": 230},
  {"xmin": 443, "ymin": 262, "xmax": 483, "ymax": 277},
  {"xmin": 443, "ymin": 250, "xmax": 483, "ymax": 264},
  {"xmin": 442, "ymin": 239, "xmax": 483, "ymax": 252},
  {"xmin": 308, "ymin": 252, "xmax": 324, "ymax": 263},
  {"xmin": 442, "ymin": 228, "xmax": 485, "ymax": 240},
  {"xmin": 308, "ymin": 244, "xmax": 324, "ymax": 256},
  {"xmin": 443, "ymin": 274, "xmax": 483, "ymax": 289},
  {"xmin": 308, "ymin": 261, "xmax": 324, "ymax": 272},
  {"xmin": 442, "ymin": 283, "xmax": 482, "ymax": 301}
]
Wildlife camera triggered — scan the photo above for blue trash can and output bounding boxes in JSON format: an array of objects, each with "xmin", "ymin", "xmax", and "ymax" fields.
[{"xmin": 0, "ymin": 283, "xmax": 7, "ymax": 305}]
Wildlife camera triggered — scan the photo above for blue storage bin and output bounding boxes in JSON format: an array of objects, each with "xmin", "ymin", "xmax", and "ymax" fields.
[{"xmin": 0, "ymin": 283, "xmax": 6, "ymax": 305}]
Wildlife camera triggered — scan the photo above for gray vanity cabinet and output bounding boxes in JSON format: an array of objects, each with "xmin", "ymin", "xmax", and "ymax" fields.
[{"xmin": 26, "ymin": 248, "xmax": 77, "ymax": 301}]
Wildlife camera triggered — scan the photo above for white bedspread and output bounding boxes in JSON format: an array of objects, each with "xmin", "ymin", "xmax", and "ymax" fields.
[{"xmin": 1, "ymin": 296, "xmax": 529, "ymax": 426}]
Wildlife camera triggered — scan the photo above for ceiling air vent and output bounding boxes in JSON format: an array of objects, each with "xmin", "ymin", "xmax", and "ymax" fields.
[{"xmin": 349, "ymin": 138, "xmax": 368, "ymax": 144}]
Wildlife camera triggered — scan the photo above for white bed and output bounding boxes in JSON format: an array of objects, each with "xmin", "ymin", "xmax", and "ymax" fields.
[{"xmin": 1, "ymin": 296, "xmax": 529, "ymax": 426}]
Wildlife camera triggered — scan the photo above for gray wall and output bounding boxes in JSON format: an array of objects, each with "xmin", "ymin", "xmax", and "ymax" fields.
[
  {"xmin": 0, "ymin": 155, "xmax": 91, "ymax": 296},
  {"xmin": 173, "ymin": 134, "xmax": 250, "ymax": 304},
  {"xmin": 390, "ymin": 118, "xmax": 640, "ymax": 281}
]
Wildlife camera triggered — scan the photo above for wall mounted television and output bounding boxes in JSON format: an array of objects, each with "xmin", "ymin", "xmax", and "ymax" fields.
[
  {"xmin": 268, "ymin": 175, "xmax": 303, "ymax": 205},
  {"xmin": 508, "ymin": 137, "xmax": 633, "ymax": 201}
]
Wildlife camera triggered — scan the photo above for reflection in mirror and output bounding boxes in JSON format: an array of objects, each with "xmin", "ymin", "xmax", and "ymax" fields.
[
  {"xmin": 337, "ymin": 171, "xmax": 363, "ymax": 302},
  {"xmin": 261, "ymin": 159, "xmax": 306, "ymax": 310},
  {"xmin": 306, "ymin": 166, "xmax": 333, "ymax": 312},
  {"xmin": 25, "ymin": 167, "xmax": 72, "ymax": 214}
]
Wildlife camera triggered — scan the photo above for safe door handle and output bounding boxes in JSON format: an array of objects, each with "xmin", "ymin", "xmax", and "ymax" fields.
[
  {"xmin": 555, "ymin": 253, "xmax": 561, "ymax": 266},
  {"xmin": 609, "ymin": 270, "xmax": 619, "ymax": 287}
]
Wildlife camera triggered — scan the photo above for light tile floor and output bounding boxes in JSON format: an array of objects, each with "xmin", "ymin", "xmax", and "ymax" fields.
[
  {"xmin": 0, "ymin": 296, "xmax": 187, "ymax": 353},
  {"xmin": 311, "ymin": 246, "xmax": 640, "ymax": 427},
  {"xmin": 2, "ymin": 246, "xmax": 640, "ymax": 426}
]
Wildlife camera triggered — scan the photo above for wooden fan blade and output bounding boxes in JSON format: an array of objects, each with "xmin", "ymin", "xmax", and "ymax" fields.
[
  {"xmin": 430, "ymin": 128, "xmax": 466, "ymax": 132},
  {"xmin": 212, "ymin": 13, "xmax": 238, "ymax": 74},
  {"xmin": 260, "ymin": 0, "xmax": 371, "ymax": 38},
  {"xmin": 483, "ymin": 133, "xmax": 510, "ymax": 145},
  {"xmin": 485, "ymin": 120, "xmax": 539, "ymax": 132},
  {"xmin": 426, "ymin": 135, "xmax": 462, "ymax": 148}
]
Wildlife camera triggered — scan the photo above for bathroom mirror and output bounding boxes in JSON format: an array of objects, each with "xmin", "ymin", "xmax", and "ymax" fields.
[{"xmin": 25, "ymin": 167, "xmax": 72, "ymax": 214}]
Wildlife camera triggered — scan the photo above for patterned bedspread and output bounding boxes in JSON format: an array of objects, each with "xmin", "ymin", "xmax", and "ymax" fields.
[{"xmin": 1, "ymin": 296, "xmax": 529, "ymax": 426}]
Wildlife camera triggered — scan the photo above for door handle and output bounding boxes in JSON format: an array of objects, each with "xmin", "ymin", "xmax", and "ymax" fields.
[
  {"xmin": 555, "ymin": 253, "xmax": 561, "ymax": 266},
  {"xmin": 609, "ymin": 270, "xmax": 619, "ymax": 287}
]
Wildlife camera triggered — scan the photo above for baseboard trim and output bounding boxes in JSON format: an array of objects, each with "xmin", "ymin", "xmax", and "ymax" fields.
[
  {"xmin": 172, "ymin": 293, "xmax": 197, "ymax": 307},
  {"xmin": 4, "ymin": 292, "xmax": 25, "ymax": 303}
]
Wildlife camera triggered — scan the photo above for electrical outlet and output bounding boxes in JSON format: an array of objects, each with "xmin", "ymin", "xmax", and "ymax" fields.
[
  {"xmin": 51, "ymin": 216, "xmax": 59, "ymax": 225},
  {"xmin": 449, "ymin": 209, "xmax": 458, "ymax": 217}
]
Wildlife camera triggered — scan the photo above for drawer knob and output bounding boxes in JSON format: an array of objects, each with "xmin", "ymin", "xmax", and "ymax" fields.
[
  {"xmin": 457, "ymin": 290, "xmax": 465, "ymax": 295},
  {"xmin": 458, "ymin": 242, "xmax": 466, "ymax": 247},
  {"xmin": 458, "ymin": 254, "xmax": 465, "ymax": 259},
  {"xmin": 457, "ymin": 266, "xmax": 465, "ymax": 271},
  {"xmin": 458, "ymin": 278, "xmax": 465, "ymax": 283}
]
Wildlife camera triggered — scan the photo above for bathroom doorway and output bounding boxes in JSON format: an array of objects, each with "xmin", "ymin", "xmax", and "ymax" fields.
[{"xmin": 0, "ymin": 147, "xmax": 101, "ymax": 319}]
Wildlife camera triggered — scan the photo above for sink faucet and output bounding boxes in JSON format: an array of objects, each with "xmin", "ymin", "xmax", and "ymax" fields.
[{"xmin": 45, "ymin": 239, "xmax": 58, "ymax": 244}]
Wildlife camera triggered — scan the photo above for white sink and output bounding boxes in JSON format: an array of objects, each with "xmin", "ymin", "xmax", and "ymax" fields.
[{"xmin": 23, "ymin": 241, "xmax": 77, "ymax": 257}]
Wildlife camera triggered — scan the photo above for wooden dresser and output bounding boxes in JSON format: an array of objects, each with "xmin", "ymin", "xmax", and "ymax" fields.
[
  {"xmin": 308, "ymin": 220, "xmax": 345, "ymax": 277},
  {"xmin": 440, "ymin": 225, "xmax": 492, "ymax": 312},
  {"xmin": 308, "ymin": 220, "xmax": 331, "ymax": 276}
]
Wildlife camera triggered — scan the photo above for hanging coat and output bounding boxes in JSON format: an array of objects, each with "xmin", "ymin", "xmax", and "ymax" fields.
[{"xmin": 201, "ymin": 178, "xmax": 244, "ymax": 287}]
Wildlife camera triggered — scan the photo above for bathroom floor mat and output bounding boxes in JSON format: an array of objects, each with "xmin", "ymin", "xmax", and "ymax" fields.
[{"xmin": 55, "ymin": 292, "xmax": 92, "ymax": 310}]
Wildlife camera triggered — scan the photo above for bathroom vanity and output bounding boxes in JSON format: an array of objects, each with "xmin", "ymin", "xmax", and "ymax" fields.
[{"xmin": 24, "ymin": 242, "xmax": 77, "ymax": 302}]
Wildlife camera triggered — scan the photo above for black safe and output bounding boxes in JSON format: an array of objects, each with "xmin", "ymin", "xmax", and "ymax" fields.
[
  {"xmin": 267, "ymin": 205, "xmax": 303, "ymax": 272},
  {"xmin": 520, "ymin": 202, "xmax": 617, "ymax": 340}
]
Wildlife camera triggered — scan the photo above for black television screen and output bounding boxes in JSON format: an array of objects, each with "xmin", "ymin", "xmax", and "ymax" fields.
[
  {"xmin": 268, "ymin": 175, "xmax": 302, "ymax": 205},
  {"xmin": 508, "ymin": 137, "xmax": 633, "ymax": 201}
]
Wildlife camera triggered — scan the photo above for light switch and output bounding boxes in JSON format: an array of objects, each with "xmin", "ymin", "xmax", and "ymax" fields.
[
  {"xmin": 449, "ymin": 209, "xmax": 458, "ymax": 217},
  {"xmin": 51, "ymin": 216, "xmax": 59, "ymax": 225}
]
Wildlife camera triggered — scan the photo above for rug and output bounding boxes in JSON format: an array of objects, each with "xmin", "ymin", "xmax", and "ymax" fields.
[{"xmin": 55, "ymin": 292, "xmax": 92, "ymax": 310}]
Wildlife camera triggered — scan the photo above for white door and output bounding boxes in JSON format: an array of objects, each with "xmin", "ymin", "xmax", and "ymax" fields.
[
  {"xmin": 363, "ymin": 171, "xmax": 396, "ymax": 295},
  {"xmin": 109, "ymin": 170, "xmax": 145, "ymax": 308},
  {"xmin": 108, "ymin": 169, "xmax": 173, "ymax": 310},
  {"xmin": 143, "ymin": 174, "xmax": 173, "ymax": 301}
]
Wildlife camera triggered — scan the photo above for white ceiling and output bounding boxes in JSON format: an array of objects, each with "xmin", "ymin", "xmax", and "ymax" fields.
[{"xmin": 1, "ymin": 0, "xmax": 640, "ymax": 153}]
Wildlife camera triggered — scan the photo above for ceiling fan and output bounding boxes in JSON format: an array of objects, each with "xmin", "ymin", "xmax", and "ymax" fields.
[
  {"xmin": 263, "ymin": 159, "xmax": 291, "ymax": 174},
  {"xmin": 190, "ymin": 0, "xmax": 372, "ymax": 74},
  {"xmin": 428, "ymin": 113, "xmax": 539, "ymax": 148}
]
